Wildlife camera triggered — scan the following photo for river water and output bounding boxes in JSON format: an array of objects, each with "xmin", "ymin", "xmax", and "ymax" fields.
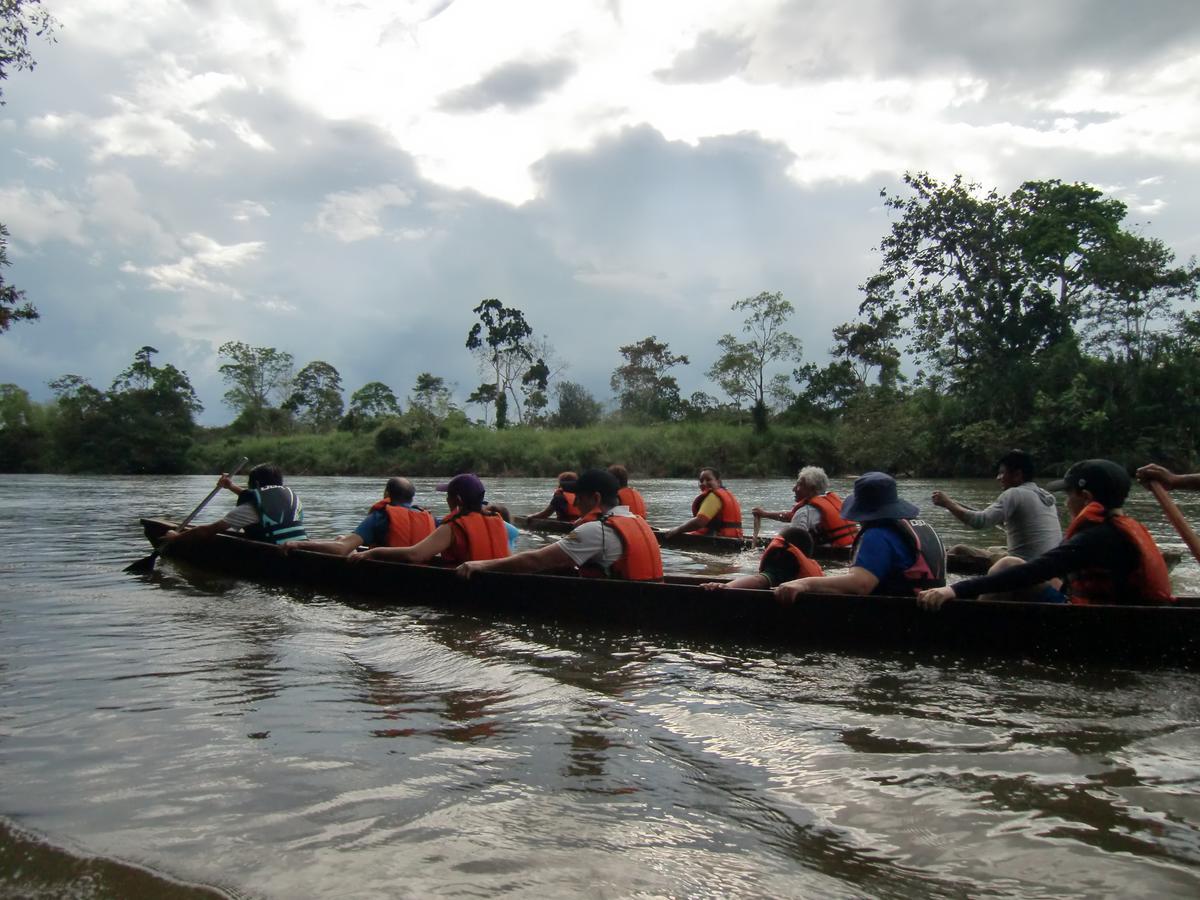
[{"xmin": 2, "ymin": 474, "xmax": 1199, "ymax": 898}]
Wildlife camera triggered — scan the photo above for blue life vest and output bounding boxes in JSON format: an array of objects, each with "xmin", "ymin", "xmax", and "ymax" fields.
[{"xmin": 238, "ymin": 485, "xmax": 307, "ymax": 544}]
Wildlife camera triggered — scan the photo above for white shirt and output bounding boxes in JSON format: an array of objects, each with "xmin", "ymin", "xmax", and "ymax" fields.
[{"xmin": 554, "ymin": 506, "xmax": 635, "ymax": 573}]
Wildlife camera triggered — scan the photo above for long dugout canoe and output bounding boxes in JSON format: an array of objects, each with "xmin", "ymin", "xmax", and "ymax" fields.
[{"xmin": 139, "ymin": 518, "xmax": 1200, "ymax": 668}]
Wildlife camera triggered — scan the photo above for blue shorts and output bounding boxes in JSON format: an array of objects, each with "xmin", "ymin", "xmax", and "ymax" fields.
[{"xmin": 1034, "ymin": 584, "xmax": 1068, "ymax": 604}]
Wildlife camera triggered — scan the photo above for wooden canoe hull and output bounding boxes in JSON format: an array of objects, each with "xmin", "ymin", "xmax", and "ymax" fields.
[{"xmin": 138, "ymin": 518, "xmax": 1200, "ymax": 668}]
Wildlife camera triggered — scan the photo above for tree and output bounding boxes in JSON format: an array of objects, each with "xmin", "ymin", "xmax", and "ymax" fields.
[
  {"xmin": 551, "ymin": 381, "xmax": 602, "ymax": 428},
  {"xmin": 467, "ymin": 382, "xmax": 498, "ymax": 425},
  {"xmin": 286, "ymin": 360, "xmax": 344, "ymax": 432},
  {"xmin": 466, "ymin": 298, "xmax": 537, "ymax": 429},
  {"xmin": 408, "ymin": 372, "xmax": 455, "ymax": 421},
  {"xmin": 343, "ymin": 380, "xmax": 400, "ymax": 430},
  {"xmin": 105, "ymin": 349, "xmax": 203, "ymax": 472},
  {"xmin": 1, "ymin": 1, "xmax": 59, "ymax": 334},
  {"xmin": 0, "ymin": 382, "xmax": 44, "ymax": 470},
  {"xmin": 217, "ymin": 341, "xmax": 294, "ymax": 434},
  {"xmin": 705, "ymin": 291, "xmax": 803, "ymax": 431},
  {"xmin": 610, "ymin": 335, "xmax": 689, "ymax": 422}
]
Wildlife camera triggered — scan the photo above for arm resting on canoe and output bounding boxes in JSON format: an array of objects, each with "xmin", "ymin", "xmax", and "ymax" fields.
[
  {"xmin": 774, "ymin": 567, "xmax": 879, "ymax": 604},
  {"xmin": 663, "ymin": 514, "xmax": 708, "ymax": 540},
  {"xmin": 456, "ymin": 543, "xmax": 576, "ymax": 578},
  {"xmin": 160, "ymin": 519, "xmax": 233, "ymax": 547},
  {"xmin": 352, "ymin": 523, "xmax": 453, "ymax": 564}
]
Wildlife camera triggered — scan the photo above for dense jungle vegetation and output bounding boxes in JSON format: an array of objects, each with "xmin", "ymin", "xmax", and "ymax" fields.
[{"xmin": 3, "ymin": 174, "xmax": 1198, "ymax": 479}]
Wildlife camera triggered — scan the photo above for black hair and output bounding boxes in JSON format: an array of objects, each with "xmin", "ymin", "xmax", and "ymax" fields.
[
  {"xmin": 485, "ymin": 503, "xmax": 512, "ymax": 523},
  {"xmin": 574, "ymin": 469, "xmax": 620, "ymax": 507},
  {"xmin": 247, "ymin": 463, "xmax": 283, "ymax": 489},
  {"xmin": 778, "ymin": 526, "xmax": 815, "ymax": 558},
  {"xmin": 607, "ymin": 464, "xmax": 630, "ymax": 487},
  {"xmin": 700, "ymin": 466, "xmax": 722, "ymax": 484},
  {"xmin": 996, "ymin": 450, "xmax": 1035, "ymax": 481}
]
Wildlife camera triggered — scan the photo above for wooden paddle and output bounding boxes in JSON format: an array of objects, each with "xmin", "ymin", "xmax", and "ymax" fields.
[
  {"xmin": 1146, "ymin": 480, "xmax": 1200, "ymax": 566},
  {"xmin": 124, "ymin": 457, "xmax": 249, "ymax": 573}
]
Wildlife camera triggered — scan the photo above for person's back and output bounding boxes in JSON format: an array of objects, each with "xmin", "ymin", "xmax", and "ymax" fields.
[
  {"xmin": 440, "ymin": 508, "xmax": 511, "ymax": 564},
  {"xmin": 851, "ymin": 518, "xmax": 946, "ymax": 596},
  {"xmin": 986, "ymin": 482, "xmax": 1062, "ymax": 560},
  {"xmin": 237, "ymin": 480, "xmax": 307, "ymax": 545}
]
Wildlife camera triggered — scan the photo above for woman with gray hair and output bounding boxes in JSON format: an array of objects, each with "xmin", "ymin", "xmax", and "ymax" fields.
[{"xmin": 752, "ymin": 466, "xmax": 858, "ymax": 548}]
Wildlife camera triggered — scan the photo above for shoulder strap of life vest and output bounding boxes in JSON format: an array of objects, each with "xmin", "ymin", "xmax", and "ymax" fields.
[
  {"xmin": 382, "ymin": 504, "xmax": 437, "ymax": 547},
  {"xmin": 807, "ymin": 492, "xmax": 859, "ymax": 547},
  {"xmin": 443, "ymin": 511, "xmax": 510, "ymax": 563},
  {"xmin": 602, "ymin": 514, "xmax": 664, "ymax": 581},
  {"xmin": 709, "ymin": 487, "xmax": 743, "ymax": 537},
  {"xmin": 241, "ymin": 486, "xmax": 306, "ymax": 544}
]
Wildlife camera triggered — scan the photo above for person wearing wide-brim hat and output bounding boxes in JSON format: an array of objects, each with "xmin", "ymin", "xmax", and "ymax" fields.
[
  {"xmin": 775, "ymin": 472, "xmax": 946, "ymax": 603},
  {"xmin": 917, "ymin": 459, "xmax": 1174, "ymax": 610}
]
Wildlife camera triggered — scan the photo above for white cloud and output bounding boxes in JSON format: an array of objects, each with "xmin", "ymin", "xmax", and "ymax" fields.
[
  {"xmin": 313, "ymin": 184, "xmax": 415, "ymax": 242},
  {"xmin": 0, "ymin": 185, "xmax": 88, "ymax": 246},
  {"xmin": 121, "ymin": 234, "xmax": 264, "ymax": 295}
]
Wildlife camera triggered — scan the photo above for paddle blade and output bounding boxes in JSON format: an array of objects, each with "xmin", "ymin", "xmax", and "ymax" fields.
[{"xmin": 124, "ymin": 551, "xmax": 159, "ymax": 574}]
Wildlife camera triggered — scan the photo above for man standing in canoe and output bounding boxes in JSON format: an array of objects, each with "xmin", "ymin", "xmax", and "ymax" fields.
[
  {"xmin": 774, "ymin": 472, "xmax": 945, "ymax": 602},
  {"xmin": 286, "ymin": 477, "xmax": 435, "ymax": 556},
  {"xmin": 662, "ymin": 467, "xmax": 743, "ymax": 540},
  {"xmin": 350, "ymin": 474, "xmax": 509, "ymax": 565},
  {"xmin": 608, "ymin": 464, "xmax": 648, "ymax": 518},
  {"xmin": 752, "ymin": 465, "xmax": 857, "ymax": 548},
  {"xmin": 917, "ymin": 459, "xmax": 1174, "ymax": 609},
  {"xmin": 457, "ymin": 468, "xmax": 663, "ymax": 581},
  {"xmin": 703, "ymin": 526, "xmax": 824, "ymax": 590},
  {"xmin": 931, "ymin": 450, "xmax": 1062, "ymax": 562},
  {"xmin": 159, "ymin": 463, "xmax": 308, "ymax": 547},
  {"xmin": 527, "ymin": 471, "xmax": 581, "ymax": 522}
]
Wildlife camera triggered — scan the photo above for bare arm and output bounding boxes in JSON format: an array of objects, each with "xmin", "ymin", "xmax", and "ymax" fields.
[
  {"xmin": 1138, "ymin": 464, "xmax": 1200, "ymax": 491},
  {"xmin": 457, "ymin": 543, "xmax": 576, "ymax": 578},
  {"xmin": 526, "ymin": 503, "xmax": 556, "ymax": 521},
  {"xmin": 751, "ymin": 507, "xmax": 791, "ymax": 522},
  {"xmin": 931, "ymin": 491, "xmax": 977, "ymax": 526},
  {"xmin": 160, "ymin": 519, "xmax": 232, "ymax": 547},
  {"xmin": 353, "ymin": 523, "xmax": 453, "ymax": 564},
  {"xmin": 774, "ymin": 566, "xmax": 880, "ymax": 604},
  {"xmin": 664, "ymin": 514, "xmax": 708, "ymax": 540}
]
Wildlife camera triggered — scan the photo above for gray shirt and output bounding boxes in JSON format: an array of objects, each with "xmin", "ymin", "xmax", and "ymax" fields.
[{"xmin": 962, "ymin": 482, "xmax": 1062, "ymax": 560}]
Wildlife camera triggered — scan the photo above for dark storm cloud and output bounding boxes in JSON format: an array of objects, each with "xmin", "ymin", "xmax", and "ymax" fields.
[
  {"xmin": 752, "ymin": 0, "xmax": 1200, "ymax": 93},
  {"xmin": 654, "ymin": 30, "xmax": 753, "ymax": 84},
  {"xmin": 437, "ymin": 58, "xmax": 577, "ymax": 112}
]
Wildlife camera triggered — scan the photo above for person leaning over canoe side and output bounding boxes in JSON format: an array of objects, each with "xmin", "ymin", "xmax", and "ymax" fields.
[
  {"xmin": 751, "ymin": 465, "xmax": 858, "ymax": 548},
  {"xmin": 774, "ymin": 472, "xmax": 945, "ymax": 603},
  {"xmin": 286, "ymin": 477, "xmax": 435, "ymax": 557},
  {"xmin": 527, "ymin": 471, "xmax": 581, "ymax": 522},
  {"xmin": 350, "ymin": 474, "xmax": 509, "ymax": 565},
  {"xmin": 608, "ymin": 464, "xmax": 648, "ymax": 518},
  {"xmin": 917, "ymin": 460, "xmax": 1175, "ymax": 611},
  {"xmin": 662, "ymin": 467, "xmax": 743, "ymax": 539},
  {"xmin": 702, "ymin": 526, "xmax": 824, "ymax": 590},
  {"xmin": 160, "ymin": 463, "xmax": 308, "ymax": 548},
  {"xmin": 457, "ymin": 469, "xmax": 664, "ymax": 581},
  {"xmin": 931, "ymin": 449, "xmax": 1062, "ymax": 561}
]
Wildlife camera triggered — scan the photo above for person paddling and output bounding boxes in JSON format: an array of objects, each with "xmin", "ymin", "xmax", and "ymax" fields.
[
  {"xmin": 703, "ymin": 526, "xmax": 824, "ymax": 590},
  {"xmin": 752, "ymin": 465, "xmax": 857, "ymax": 548},
  {"xmin": 774, "ymin": 472, "xmax": 945, "ymax": 603},
  {"xmin": 159, "ymin": 463, "xmax": 307, "ymax": 548},
  {"xmin": 527, "ymin": 471, "xmax": 581, "ymax": 522},
  {"xmin": 457, "ymin": 469, "xmax": 663, "ymax": 581},
  {"xmin": 286, "ymin": 477, "xmax": 434, "ymax": 556},
  {"xmin": 917, "ymin": 459, "xmax": 1174, "ymax": 610},
  {"xmin": 663, "ymin": 467, "xmax": 743, "ymax": 540},
  {"xmin": 350, "ymin": 474, "xmax": 509, "ymax": 565}
]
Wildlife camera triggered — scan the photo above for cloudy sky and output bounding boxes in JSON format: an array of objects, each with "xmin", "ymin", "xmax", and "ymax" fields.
[{"xmin": 3, "ymin": 0, "xmax": 1199, "ymax": 424}]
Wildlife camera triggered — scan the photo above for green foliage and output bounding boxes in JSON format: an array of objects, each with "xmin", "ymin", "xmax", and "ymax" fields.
[
  {"xmin": 343, "ymin": 381, "xmax": 400, "ymax": 431},
  {"xmin": 551, "ymin": 381, "xmax": 603, "ymax": 428},
  {"xmin": 465, "ymin": 299, "xmax": 548, "ymax": 428},
  {"xmin": 0, "ymin": 222, "xmax": 37, "ymax": 333},
  {"xmin": 286, "ymin": 360, "xmax": 344, "ymax": 432},
  {"xmin": 610, "ymin": 335, "xmax": 689, "ymax": 423},
  {"xmin": 218, "ymin": 342, "xmax": 295, "ymax": 435}
]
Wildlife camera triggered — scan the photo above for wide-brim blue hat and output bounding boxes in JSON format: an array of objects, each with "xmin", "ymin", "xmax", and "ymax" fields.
[{"xmin": 840, "ymin": 471, "xmax": 920, "ymax": 522}]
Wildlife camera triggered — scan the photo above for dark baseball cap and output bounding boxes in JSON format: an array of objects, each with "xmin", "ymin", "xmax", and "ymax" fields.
[
  {"xmin": 1047, "ymin": 459, "xmax": 1130, "ymax": 508},
  {"xmin": 840, "ymin": 471, "xmax": 920, "ymax": 522},
  {"xmin": 436, "ymin": 473, "xmax": 486, "ymax": 504}
]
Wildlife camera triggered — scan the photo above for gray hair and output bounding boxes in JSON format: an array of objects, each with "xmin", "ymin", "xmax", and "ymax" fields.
[{"xmin": 796, "ymin": 466, "xmax": 830, "ymax": 494}]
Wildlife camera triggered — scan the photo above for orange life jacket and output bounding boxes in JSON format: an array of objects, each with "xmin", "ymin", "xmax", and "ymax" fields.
[
  {"xmin": 789, "ymin": 492, "xmax": 858, "ymax": 547},
  {"xmin": 1063, "ymin": 502, "xmax": 1175, "ymax": 605},
  {"xmin": 617, "ymin": 486, "xmax": 647, "ymax": 518},
  {"xmin": 439, "ymin": 510, "xmax": 511, "ymax": 564},
  {"xmin": 554, "ymin": 487, "xmax": 581, "ymax": 521},
  {"xmin": 759, "ymin": 535, "xmax": 823, "ymax": 580},
  {"xmin": 575, "ymin": 509, "xmax": 664, "ymax": 581},
  {"xmin": 689, "ymin": 487, "xmax": 743, "ymax": 537},
  {"xmin": 369, "ymin": 500, "xmax": 436, "ymax": 547}
]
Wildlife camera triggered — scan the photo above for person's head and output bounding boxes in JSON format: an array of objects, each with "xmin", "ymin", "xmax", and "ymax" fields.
[
  {"xmin": 794, "ymin": 465, "xmax": 830, "ymax": 500},
  {"xmin": 778, "ymin": 525, "xmax": 815, "ymax": 558},
  {"xmin": 996, "ymin": 450, "xmax": 1035, "ymax": 488},
  {"xmin": 485, "ymin": 503, "xmax": 511, "ymax": 523},
  {"xmin": 437, "ymin": 473, "xmax": 487, "ymax": 513},
  {"xmin": 699, "ymin": 467, "xmax": 722, "ymax": 491},
  {"xmin": 1048, "ymin": 459, "xmax": 1131, "ymax": 516},
  {"xmin": 607, "ymin": 464, "xmax": 630, "ymax": 487},
  {"xmin": 557, "ymin": 471, "xmax": 579, "ymax": 490},
  {"xmin": 840, "ymin": 472, "xmax": 919, "ymax": 522},
  {"xmin": 571, "ymin": 468, "xmax": 621, "ymax": 515},
  {"xmin": 385, "ymin": 477, "xmax": 416, "ymax": 504},
  {"xmin": 247, "ymin": 463, "xmax": 283, "ymax": 489}
]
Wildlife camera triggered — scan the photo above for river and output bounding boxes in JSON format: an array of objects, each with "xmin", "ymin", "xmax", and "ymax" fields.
[{"xmin": 2, "ymin": 474, "xmax": 1199, "ymax": 898}]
